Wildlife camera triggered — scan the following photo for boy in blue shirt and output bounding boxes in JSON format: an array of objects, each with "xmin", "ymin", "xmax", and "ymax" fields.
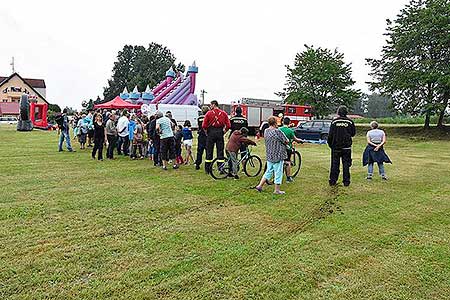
[{"xmin": 182, "ymin": 120, "xmax": 194, "ymax": 165}]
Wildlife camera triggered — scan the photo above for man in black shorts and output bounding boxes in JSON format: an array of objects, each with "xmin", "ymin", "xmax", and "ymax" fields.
[{"xmin": 156, "ymin": 111, "xmax": 179, "ymax": 170}]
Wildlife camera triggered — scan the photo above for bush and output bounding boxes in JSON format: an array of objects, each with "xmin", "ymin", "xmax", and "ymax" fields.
[
  {"xmin": 353, "ymin": 115, "xmax": 449, "ymax": 125},
  {"xmin": 47, "ymin": 111, "xmax": 59, "ymax": 123}
]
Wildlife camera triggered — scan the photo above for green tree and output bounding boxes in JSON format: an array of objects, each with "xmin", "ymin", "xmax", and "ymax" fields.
[
  {"xmin": 352, "ymin": 95, "xmax": 367, "ymax": 116},
  {"xmin": 47, "ymin": 103, "xmax": 61, "ymax": 113},
  {"xmin": 47, "ymin": 103, "xmax": 61, "ymax": 123},
  {"xmin": 63, "ymin": 107, "xmax": 76, "ymax": 115},
  {"xmin": 278, "ymin": 45, "xmax": 361, "ymax": 118},
  {"xmin": 367, "ymin": 0, "xmax": 450, "ymax": 128},
  {"xmin": 103, "ymin": 43, "xmax": 184, "ymax": 101},
  {"xmin": 93, "ymin": 96, "xmax": 102, "ymax": 105},
  {"xmin": 366, "ymin": 93, "xmax": 395, "ymax": 118},
  {"xmin": 86, "ymin": 99, "xmax": 94, "ymax": 111}
]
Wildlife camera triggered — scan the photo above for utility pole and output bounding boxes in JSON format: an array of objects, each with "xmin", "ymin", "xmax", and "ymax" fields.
[
  {"xmin": 10, "ymin": 57, "xmax": 15, "ymax": 73},
  {"xmin": 200, "ymin": 89, "xmax": 207, "ymax": 106}
]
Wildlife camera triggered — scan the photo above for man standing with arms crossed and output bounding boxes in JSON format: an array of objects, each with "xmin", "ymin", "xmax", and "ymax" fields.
[{"xmin": 202, "ymin": 100, "xmax": 231, "ymax": 174}]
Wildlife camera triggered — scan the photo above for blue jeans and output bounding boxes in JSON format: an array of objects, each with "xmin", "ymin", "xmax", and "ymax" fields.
[
  {"xmin": 368, "ymin": 162, "xmax": 385, "ymax": 176},
  {"xmin": 58, "ymin": 130, "xmax": 73, "ymax": 151},
  {"xmin": 264, "ymin": 160, "xmax": 284, "ymax": 185}
]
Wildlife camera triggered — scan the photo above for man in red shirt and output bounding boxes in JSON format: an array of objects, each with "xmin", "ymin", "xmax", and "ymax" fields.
[{"xmin": 202, "ymin": 100, "xmax": 231, "ymax": 174}]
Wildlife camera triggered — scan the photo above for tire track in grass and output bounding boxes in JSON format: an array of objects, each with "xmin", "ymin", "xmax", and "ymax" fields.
[
  {"xmin": 183, "ymin": 180, "xmax": 346, "ymax": 237},
  {"xmin": 279, "ymin": 185, "xmax": 344, "ymax": 234}
]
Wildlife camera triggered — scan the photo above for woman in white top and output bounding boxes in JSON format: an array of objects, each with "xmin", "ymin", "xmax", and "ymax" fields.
[{"xmin": 362, "ymin": 121, "xmax": 392, "ymax": 180}]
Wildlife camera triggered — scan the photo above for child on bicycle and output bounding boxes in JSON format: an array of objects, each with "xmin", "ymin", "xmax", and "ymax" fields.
[
  {"xmin": 226, "ymin": 127, "xmax": 256, "ymax": 179},
  {"xmin": 279, "ymin": 117, "xmax": 304, "ymax": 182}
]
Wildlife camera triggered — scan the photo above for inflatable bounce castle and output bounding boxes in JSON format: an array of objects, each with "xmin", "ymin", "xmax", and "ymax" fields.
[
  {"xmin": 17, "ymin": 94, "xmax": 48, "ymax": 131},
  {"xmin": 120, "ymin": 62, "xmax": 198, "ymax": 106}
]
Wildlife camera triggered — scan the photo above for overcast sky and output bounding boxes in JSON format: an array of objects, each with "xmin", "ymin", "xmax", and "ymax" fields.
[{"xmin": 0, "ymin": 0, "xmax": 409, "ymax": 109}]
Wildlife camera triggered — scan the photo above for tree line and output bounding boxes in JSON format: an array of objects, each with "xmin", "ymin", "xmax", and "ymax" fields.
[
  {"xmin": 280, "ymin": 0, "xmax": 449, "ymax": 128},
  {"xmin": 103, "ymin": 43, "xmax": 184, "ymax": 102},
  {"xmin": 98, "ymin": 0, "xmax": 448, "ymax": 128}
]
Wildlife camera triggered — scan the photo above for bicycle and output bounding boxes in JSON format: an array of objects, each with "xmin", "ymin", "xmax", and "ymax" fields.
[
  {"xmin": 210, "ymin": 146, "xmax": 262, "ymax": 180},
  {"xmin": 287, "ymin": 144, "xmax": 302, "ymax": 178}
]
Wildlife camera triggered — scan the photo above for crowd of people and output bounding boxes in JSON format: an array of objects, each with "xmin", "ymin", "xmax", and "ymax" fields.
[
  {"xmin": 57, "ymin": 102, "xmax": 392, "ymax": 195},
  {"xmin": 61, "ymin": 109, "xmax": 196, "ymax": 167}
]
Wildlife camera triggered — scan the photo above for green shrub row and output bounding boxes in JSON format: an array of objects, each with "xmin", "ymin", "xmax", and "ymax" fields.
[{"xmin": 353, "ymin": 115, "xmax": 449, "ymax": 124}]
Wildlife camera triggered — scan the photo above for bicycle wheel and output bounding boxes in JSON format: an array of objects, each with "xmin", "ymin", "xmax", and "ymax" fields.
[
  {"xmin": 210, "ymin": 157, "xmax": 230, "ymax": 180},
  {"xmin": 244, "ymin": 155, "xmax": 262, "ymax": 177},
  {"xmin": 290, "ymin": 151, "xmax": 302, "ymax": 178}
]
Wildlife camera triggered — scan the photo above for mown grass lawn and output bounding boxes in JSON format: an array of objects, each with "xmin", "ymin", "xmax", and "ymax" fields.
[{"xmin": 0, "ymin": 125, "xmax": 449, "ymax": 300}]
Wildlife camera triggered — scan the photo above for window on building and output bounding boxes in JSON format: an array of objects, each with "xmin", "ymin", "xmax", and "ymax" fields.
[
  {"xmin": 2, "ymin": 99, "xmax": 7, "ymax": 102},
  {"xmin": 287, "ymin": 107, "xmax": 296, "ymax": 114},
  {"xmin": 302, "ymin": 122, "xmax": 313, "ymax": 128}
]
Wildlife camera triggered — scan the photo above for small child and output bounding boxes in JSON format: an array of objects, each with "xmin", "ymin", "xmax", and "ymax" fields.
[
  {"xmin": 182, "ymin": 120, "xmax": 194, "ymax": 165},
  {"xmin": 174, "ymin": 125, "xmax": 184, "ymax": 165},
  {"xmin": 225, "ymin": 127, "xmax": 256, "ymax": 179},
  {"xmin": 131, "ymin": 118, "xmax": 144, "ymax": 159}
]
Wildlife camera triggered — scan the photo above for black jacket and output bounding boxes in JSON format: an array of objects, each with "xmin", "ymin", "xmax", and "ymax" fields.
[
  {"xmin": 145, "ymin": 121, "xmax": 152, "ymax": 137},
  {"xmin": 327, "ymin": 116, "xmax": 356, "ymax": 149},
  {"xmin": 174, "ymin": 131, "xmax": 183, "ymax": 145},
  {"xmin": 229, "ymin": 115, "xmax": 248, "ymax": 136},
  {"xmin": 197, "ymin": 114, "xmax": 206, "ymax": 138},
  {"xmin": 362, "ymin": 145, "xmax": 392, "ymax": 166},
  {"xmin": 148, "ymin": 119, "xmax": 157, "ymax": 140}
]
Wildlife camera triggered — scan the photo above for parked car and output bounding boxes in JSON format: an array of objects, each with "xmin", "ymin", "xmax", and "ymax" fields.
[
  {"xmin": 0, "ymin": 116, "xmax": 18, "ymax": 125},
  {"xmin": 294, "ymin": 120, "xmax": 331, "ymax": 141}
]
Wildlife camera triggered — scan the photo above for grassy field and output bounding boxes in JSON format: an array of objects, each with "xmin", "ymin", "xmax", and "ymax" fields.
[{"xmin": 1, "ymin": 125, "xmax": 449, "ymax": 300}]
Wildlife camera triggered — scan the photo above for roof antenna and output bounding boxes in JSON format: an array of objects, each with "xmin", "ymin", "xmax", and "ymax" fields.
[{"xmin": 10, "ymin": 57, "xmax": 15, "ymax": 73}]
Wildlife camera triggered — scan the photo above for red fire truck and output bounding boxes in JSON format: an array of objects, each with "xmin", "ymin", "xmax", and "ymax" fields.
[{"xmin": 231, "ymin": 98, "xmax": 313, "ymax": 133}]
